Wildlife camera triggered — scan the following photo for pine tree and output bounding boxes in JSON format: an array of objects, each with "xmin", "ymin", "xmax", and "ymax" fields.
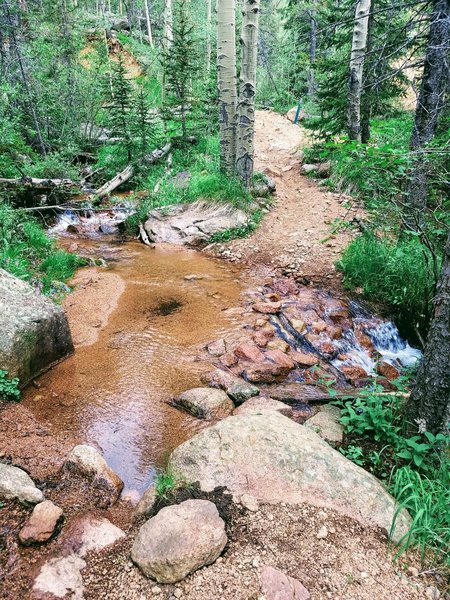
[{"xmin": 107, "ymin": 53, "xmax": 133, "ymax": 161}]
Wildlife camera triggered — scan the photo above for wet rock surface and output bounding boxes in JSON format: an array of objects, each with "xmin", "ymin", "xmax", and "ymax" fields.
[
  {"xmin": 170, "ymin": 413, "xmax": 411, "ymax": 542},
  {"xmin": 0, "ymin": 268, "xmax": 74, "ymax": 384},
  {"xmin": 131, "ymin": 499, "xmax": 227, "ymax": 583},
  {"xmin": 171, "ymin": 387, "xmax": 235, "ymax": 420}
]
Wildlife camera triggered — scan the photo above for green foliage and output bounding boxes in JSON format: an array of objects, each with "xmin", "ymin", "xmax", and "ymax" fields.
[
  {"xmin": 0, "ymin": 370, "xmax": 21, "ymax": 402},
  {"xmin": 154, "ymin": 467, "xmax": 180, "ymax": 498},
  {"xmin": 337, "ymin": 385, "xmax": 450, "ymax": 565},
  {"xmin": 391, "ymin": 463, "xmax": 450, "ymax": 566},
  {"xmin": 209, "ymin": 209, "xmax": 263, "ymax": 243},
  {"xmin": 0, "ymin": 202, "xmax": 85, "ymax": 293},
  {"xmin": 338, "ymin": 233, "xmax": 436, "ymax": 336}
]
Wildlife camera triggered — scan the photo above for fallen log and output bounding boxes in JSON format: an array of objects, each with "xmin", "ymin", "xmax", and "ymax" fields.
[
  {"xmin": 93, "ymin": 164, "xmax": 134, "ymax": 199},
  {"xmin": 0, "ymin": 176, "xmax": 78, "ymax": 190},
  {"xmin": 144, "ymin": 142, "xmax": 172, "ymax": 165}
]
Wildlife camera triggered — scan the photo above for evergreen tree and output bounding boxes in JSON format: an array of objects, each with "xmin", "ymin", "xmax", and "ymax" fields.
[{"xmin": 107, "ymin": 53, "xmax": 133, "ymax": 161}]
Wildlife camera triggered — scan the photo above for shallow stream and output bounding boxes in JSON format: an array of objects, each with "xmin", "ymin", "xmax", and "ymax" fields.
[{"xmin": 23, "ymin": 238, "xmax": 243, "ymax": 495}]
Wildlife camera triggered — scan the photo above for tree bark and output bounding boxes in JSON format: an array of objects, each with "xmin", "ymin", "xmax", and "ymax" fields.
[
  {"xmin": 206, "ymin": 0, "xmax": 212, "ymax": 72},
  {"xmin": 235, "ymin": 0, "xmax": 260, "ymax": 187},
  {"xmin": 217, "ymin": 0, "xmax": 238, "ymax": 174},
  {"xmin": 408, "ymin": 231, "xmax": 450, "ymax": 435},
  {"xmin": 308, "ymin": 1, "xmax": 317, "ymax": 100},
  {"xmin": 348, "ymin": 0, "xmax": 371, "ymax": 142},
  {"xmin": 94, "ymin": 164, "xmax": 134, "ymax": 198},
  {"xmin": 0, "ymin": 177, "xmax": 77, "ymax": 189},
  {"xmin": 164, "ymin": 0, "xmax": 173, "ymax": 47},
  {"xmin": 405, "ymin": 0, "xmax": 450, "ymax": 230},
  {"xmin": 360, "ymin": 0, "xmax": 375, "ymax": 144},
  {"xmin": 143, "ymin": 0, "xmax": 154, "ymax": 47}
]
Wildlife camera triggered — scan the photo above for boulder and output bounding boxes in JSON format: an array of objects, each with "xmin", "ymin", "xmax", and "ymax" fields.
[
  {"xmin": 135, "ymin": 484, "xmax": 157, "ymax": 518},
  {"xmin": 131, "ymin": 499, "xmax": 227, "ymax": 583},
  {"xmin": 260, "ymin": 565, "xmax": 311, "ymax": 600},
  {"xmin": 201, "ymin": 368, "xmax": 259, "ymax": 405},
  {"xmin": 144, "ymin": 202, "xmax": 248, "ymax": 246},
  {"xmin": 33, "ymin": 555, "xmax": 86, "ymax": 600},
  {"xmin": 242, "ymin": 363, "xmax": 291, "ymax": 384},
  {"xmin": 64, "ymin": 445, "xmax": 124, "ymax": 506},
  {"xmin": 0, "ymin": 463, "xmax": 44, "ymax": 504},
  {"xmin": 377, "ymin": 361, "xmax": 400, "ymax": 381},
  {"xmin": 233, "ymin": 396, "xmax": 293, "ymax": 418},
  {"xmin": 234, "ymin": 343, "xmax": 265, "ymax": 363},
  {"xmin": 207, "ymin": 338, "xmax": 226, "ymax": 357},
  {"xmin": 170, "ymin": 413, "xmax": 410, "ymax": 542},
  {"xmin": 172, "ymin": 387, "xmax": 234, "ymax": 420},
  {"xmin": 305, "ymin": 405, "xmax": 344, "ymax": 447},
  {"xmin": 252, "ymin": 301, "xmax": 281, "ymax": 314},
  {"xmin": 301, "ymin": 164, "xmax": 319, "ymax": 175},
  {"xmin": 0, "ymin": 269, "xmax": 74, "ymax": 385},
  {"xmin": 290, "ymin": 351, "xmax": 319, "ymax": 367},
  {"xmin": 19, "ymin": 500, "xmax": 63, "ymax": 545}
]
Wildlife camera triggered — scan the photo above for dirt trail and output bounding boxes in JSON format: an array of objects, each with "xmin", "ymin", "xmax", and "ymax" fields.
[{"xmin": 216, "ymin": 110, "xmax": 360, "ymax": 285}]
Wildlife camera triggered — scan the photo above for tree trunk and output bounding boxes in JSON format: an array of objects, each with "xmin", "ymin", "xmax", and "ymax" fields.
[
  {"xmin": 143, "ymin": 0, "xmax": 154, "ymax": 47},
  {"xmin": 408, "ymin": 231, "xmax": 450, "ymax": 435},
  {"xmin": 308, "ymin": 1, "xmax": 317, "ymax": 100},
  {"xmin": 236, "ymin": 0, "xmax": 260, "ymax": 187},
  {"xmin": 164, "ymin": 0, "xmax": 173, "ymax": 47},
  {"xmin": 206, "ymin": 0, "xmax": 212, "ymax": 72},
  {"xmin": 360, "ymin": 0, "xmax": 374, "ymax": 144},
  {"xmin": 217, "ymin": 0, "xmax": 238, "ymax": 174},
  {"xmin": 405, "ymin": 0, "xmax": 450, "ymax": 230},
  {"xmin": 347, "ymin": 0, "xmax": 371, "ymax": 142}
]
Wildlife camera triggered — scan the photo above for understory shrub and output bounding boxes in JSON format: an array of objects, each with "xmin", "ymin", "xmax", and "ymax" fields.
[
  {"xmin": 338, "ymin": 233, "xmax": 436, "ymax": 337},
  {"xmin": 0, "ymin": 370, "xmax": 21, "ymax": 402},
  {"xmin": 336, "ymin": 385, "xmax": 450, "ymax": 566},
  {"xmin": 0, "ymin": 201, "xmax": 86, "ymax": 294}
]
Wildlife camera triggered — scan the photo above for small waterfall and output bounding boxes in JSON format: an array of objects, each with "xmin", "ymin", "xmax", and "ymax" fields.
[
  {"xmin": 48, "ymin": 207, "xmax": 132, "ymax": 237},
  {"xmin": 367, "ymin": 321, "xmax": 423, "ymax": 367}
]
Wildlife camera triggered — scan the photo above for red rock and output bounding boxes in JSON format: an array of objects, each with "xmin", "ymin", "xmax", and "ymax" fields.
[
  {"xmin": 311, "ymin": 320, "xmax": 327, "ymax": 334},
  {"xmin": 305, "ymin": 333, "xmax": 320, "ymax": 344},
  {"xmin": 260, "ymin": 565, "xmax": 311, "ymax": 600},
  {"xmin": 341, "ymin": 365, "xmax": 368, "ymax": 382},
  {"xmin": 252, "ymin": 302, "xmax": 281, "ymax": 314},
  {"xmin": 377, "ymin": 361, "xmax": 400, "ymax": 381},
  {"xmin": 19, "ymin": 501, "xmax": 63, "ymax": 545},
  {"xmin": 272, "ymin": 279, "xmax": 298, "ymax": 296},
  {"xmin": 265, "ymin": 349, "xmax": 296, "ymax": 369},
  {"xmin": 267, "ymin": 339, "xmax": 290, "ymax": 353},
  {"xmin": 290, "ymin": 351, "xmax": 319, "ymax": 367},
  {"xmin": 319, "ymin": 341, "xmax": 336, "ymax": 356},
  {"xmin": 234, "ymin": 343, "xmax": 265, "ymax": 363},
  {"xmin": 296, "ymin": 309, "xmax": 319, "ymax": 324},
  {"xmin": 253, "ymin": 330, "xmax": 274, "ymax": 347},
  {"xmin": 220, "ymin": 353, "xmax": 238, "ymax": 368},
  {"xmin": 267, "ymin": 293, "xmax": 281, "ymax": 302},
  {"xmin": 326, "ymin": 325, "xmax": 343, "ymax": 339},
  {"xmin": 243, "ymin": 363, "xmax": 291, "ymax": 384}
]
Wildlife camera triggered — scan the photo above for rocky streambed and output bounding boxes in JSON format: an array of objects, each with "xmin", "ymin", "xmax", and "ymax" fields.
[{"xmin": 0, "ymin": 212, "xmax": 432, "ymax": 600}]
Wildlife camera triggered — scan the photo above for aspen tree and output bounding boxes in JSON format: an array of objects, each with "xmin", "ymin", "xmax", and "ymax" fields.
[
  {"xmin": 348, "ymin": 0, "xmax": 371, "ymax": 141},
  {"xmin": 235, "ymin": 0, "xmax": 260, "ymax": 186}
]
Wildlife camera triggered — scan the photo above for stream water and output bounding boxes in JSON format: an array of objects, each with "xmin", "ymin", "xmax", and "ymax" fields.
[{"xmin": 23, "ymin": 235, "xmax": 243, "ymax": 495}]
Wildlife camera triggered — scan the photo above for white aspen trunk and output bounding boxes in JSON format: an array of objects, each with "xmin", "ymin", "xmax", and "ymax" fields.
[
  {"xmin": 164, "ymin": 0, "xmax": 173, "ymax": 48},
  {"xmin": 144, "ymin": 0, "xmax": 154, "ymax": 47},
  {"xmin": 235, "ymin": 0, "xmax": 260, "ymax": 186},
  {"xmin": 217, "ymin": 0, "xmax": 238, "ymax": 174},
  {"xmin": 206, "ymin": 0, "xmax": 212, "ymax": 72},
  {"xmin": 347, "ymin": 0, "xmax": 371, "ymax": 141}
]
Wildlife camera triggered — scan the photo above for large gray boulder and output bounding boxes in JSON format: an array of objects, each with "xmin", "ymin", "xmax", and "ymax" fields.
[
  {"xmin": 131, "ymin": 499, "xmax": 227, "ymax": 583},
  {"xmin": 170, "ymin": 413, "xmax": 410, "ymax": 543},
  {"xmin": 0, "ymin": 269, "xmax": 73, "ymax": 385},
  {"xmin": 144, "ymin": 201, "xmax": 248, "ymax": 246},
  {"xmin": 0, "ymin": 463, "xmax": 44, "ymax": 504}
]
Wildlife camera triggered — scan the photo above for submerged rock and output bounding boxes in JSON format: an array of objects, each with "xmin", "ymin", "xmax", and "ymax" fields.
[
  {"xmin": 131, "ymin": 499, "xmax": 227, "ymax": 583},
  {"xmin": 144, "ymin": 202, "xmax": 248, "ymax": 246},
  {"xmin": 0, "ymin": 269, "xmax": 74, "ymax": 385},
  {"xmin": 170, "ymin": 413, "xmax": 410, "ymax": 542},
  {"xmin": 64, "ymin": 444, "xmax": 123, "ymax": 507},
  {"xmin": 172, "ymin": 387, "xmax": 234, "ymax": 420},
  {"xmin": 19, "ymin": 500, "xmax": 63, "ymax": 545},
  {"xmin": 0, "ymin": 463, "xmax": 44, "ymax": 504}
]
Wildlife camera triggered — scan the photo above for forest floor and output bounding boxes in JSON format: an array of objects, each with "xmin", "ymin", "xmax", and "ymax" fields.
[{"xmin": 213, "ymin": 110, "xmax": 361, "ymax": 286}]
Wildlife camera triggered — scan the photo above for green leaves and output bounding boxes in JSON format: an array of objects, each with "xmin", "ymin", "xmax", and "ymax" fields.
[{"xmin": 0, "ymin": 370, "xmax": 21, "ymax": 402}]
